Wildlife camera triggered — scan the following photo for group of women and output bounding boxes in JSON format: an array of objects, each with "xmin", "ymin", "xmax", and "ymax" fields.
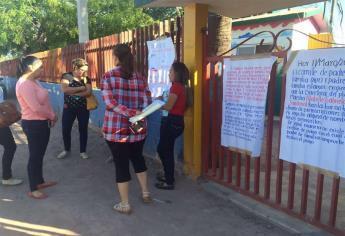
[{"xmin": 2, "ymin": 43, "xmax": 189, "ymax": 214}]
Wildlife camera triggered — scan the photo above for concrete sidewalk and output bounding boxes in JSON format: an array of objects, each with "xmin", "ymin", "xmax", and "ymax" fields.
[{"xmin": 0, "ymin": 122, "xmax": 294, "ymax": 236}]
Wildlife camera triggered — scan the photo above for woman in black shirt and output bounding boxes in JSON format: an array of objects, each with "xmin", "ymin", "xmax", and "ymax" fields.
[{"xmin": 57, "ymin": 58, "xmax": 92, "ymax": 159}]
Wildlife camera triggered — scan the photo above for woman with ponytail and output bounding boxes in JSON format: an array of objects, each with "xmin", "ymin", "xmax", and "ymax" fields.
[
  {"xmin": 155, "ymin": 62, "xmax": 189, "ymax": 190},
  {"xmin": 101, "ymin": 44, "xmax": 152, "ymax": 214},
  {"xmin": 16, "ymin": 56, "xmax": 58, "ymax": 199}
]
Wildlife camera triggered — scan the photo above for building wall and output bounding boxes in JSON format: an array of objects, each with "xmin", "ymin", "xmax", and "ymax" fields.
[
  {"xmin": 231, "ymin": 17, "xmax": 320, "ymax": 54},
  {"xmin": 291, "ymin": 19, "xmax": 319, "ymax": 50},
  {"xmin": 3, "ymin": 77, "xmax": 183, "ymax": 160},
  {"xmin": 0, "ymin": 76, "xmax": 17, "ymax": 99},
  {"xmin": 325, "ymin": 0, "xmax": 345, "ymax": 44},
  {"xmin": 231, "ymin": 21, "xmax": 294, "ymax": 53}
]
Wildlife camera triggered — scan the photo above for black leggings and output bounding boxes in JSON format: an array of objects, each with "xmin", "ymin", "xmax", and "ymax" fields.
[
  {"xmin": 0, "ymin": 127, "xmax": 17, "ymax": 180},
  {"xmin": 106, "ymin": 140, "xmax": 147, "ymax": 183}
]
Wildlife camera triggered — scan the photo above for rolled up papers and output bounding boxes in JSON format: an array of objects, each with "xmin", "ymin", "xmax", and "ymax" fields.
[{"xmin": 129, "ymin": 100, "xmax": 165, "ymax": 123}]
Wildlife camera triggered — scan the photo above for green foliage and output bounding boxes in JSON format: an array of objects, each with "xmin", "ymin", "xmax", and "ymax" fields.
[
  {"xmin": 88, "ymin": 0, "xmax": 154, "ymax": 39},
  {"xmin": 143, "ymin": 7, "xmax": 182, "ymax": 20},
  {"xmin": 0, "ymin": 0, "xmax": 78, "ymax": 57},
  {"xmin": 0, "ymin": 0, "xmax": 178, "ymax": 57}
]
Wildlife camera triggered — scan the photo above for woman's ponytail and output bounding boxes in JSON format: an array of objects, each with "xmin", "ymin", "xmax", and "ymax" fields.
[{"xmin": 16, "ymin": 56, "xmax": 40, "ymax": 78}]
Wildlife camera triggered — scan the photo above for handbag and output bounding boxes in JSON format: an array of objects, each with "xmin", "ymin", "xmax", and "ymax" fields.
[
  {"xmin": 86, "ymin": 93, "xmax": 98, "ymax": 110},
  {"xmin": 0, "ymin": 101, "xmax": 21, "ymax": 128},
  {"xmin": 82, "ymin": 77, "xmax": 98, "ymax": 110}
]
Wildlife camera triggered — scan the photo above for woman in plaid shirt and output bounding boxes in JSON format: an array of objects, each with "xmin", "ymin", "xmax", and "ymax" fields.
[{"xmin": 101, "ymin": 44, "xmax": 152, "ymax": 214}]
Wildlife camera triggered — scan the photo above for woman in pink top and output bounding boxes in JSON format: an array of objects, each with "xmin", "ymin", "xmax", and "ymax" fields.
[{"xmin": 16, "ymin": 56, "xmax": 58, "ymax": 199}]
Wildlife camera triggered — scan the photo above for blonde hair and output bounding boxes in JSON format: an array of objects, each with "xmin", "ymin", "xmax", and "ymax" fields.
[{"xmin": 72, "ymin": 58, "xmax": 88, "ymax": 70}]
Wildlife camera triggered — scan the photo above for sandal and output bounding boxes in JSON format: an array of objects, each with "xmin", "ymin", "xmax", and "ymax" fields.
[
  {"xmin": 142, "ymin": 191, "xmax": 152, "ymax": 204},
  {"xmin": 37, "ymin": 181, "xmax": 57, "ymax": 190},
  {"xmin": 28, "ymin": 191, "xmax": 48, "ymax": 200},
  {"xmin": 155, "ymin": 181, "xmax": 174, "ymax": 190},
  {"xmin": 113, "ymin": 202, "xmax": 132, "ymax": 214}
]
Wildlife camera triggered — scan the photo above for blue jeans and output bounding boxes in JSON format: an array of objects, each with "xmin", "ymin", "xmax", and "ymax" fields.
[
  {"xmin": 62, "ymin": 107, "xmax": 89, "ymax": 153},
  {"xmin": 22, "ymin": 120, "xmax": 50, "ymax": 191},
  {"xmin": 157, "ymin": 115, "xmax": 184, "ymax": 185}
]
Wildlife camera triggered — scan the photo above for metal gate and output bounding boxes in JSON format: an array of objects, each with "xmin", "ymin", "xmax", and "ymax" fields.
[{"xmin": 201, "ymin": 30, "xmax": 344, "ymax": 235}]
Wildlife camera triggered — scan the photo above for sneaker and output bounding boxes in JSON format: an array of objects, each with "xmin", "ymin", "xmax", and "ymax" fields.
[
  {"xmin": 156, "ymin": 174, "xmax": 166, "ymax": 183},
  {"xmin": 156, "ymin": 172, "xmax": 175, "ymax": 184},
  {"xmin": 155, "ymin": 181, "xmax": 174, "ymax": 190},
  {"xmin": 2, "ymin": 178, "xmax": 23, "ymax": 186},
  {"xmin": 57, "ymin": 150, "xmax": 70, "ymax": 159},
  {"xmin": 80, "ymin": 152, "xmax": 89, "ymax": 159}
]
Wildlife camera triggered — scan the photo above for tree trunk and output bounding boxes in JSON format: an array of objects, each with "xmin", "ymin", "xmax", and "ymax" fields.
[{"xmin": 208, "ymin": 13, "xmax": 232, "ymax": 56}]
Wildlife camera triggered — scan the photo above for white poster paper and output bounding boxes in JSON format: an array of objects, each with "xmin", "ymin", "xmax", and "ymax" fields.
[
  {"xmin": 129, "ymin": 100, "xmax": 165, "ymax": 123},
  {"xmin": 147, "ymin": 37, "xmax": 176, "ymax": 97},
  {"xmin": 221, "ymin": 56, "xmax": 277, "ymax": 157},
  {"xmin": 279, "ymin": 48, "xmax": 345, "ymax": 177}
]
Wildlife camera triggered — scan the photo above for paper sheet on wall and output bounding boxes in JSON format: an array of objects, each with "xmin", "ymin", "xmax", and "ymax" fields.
[
  {"xmin": 147, "ymin": 38, "xmax": 176, "ymax": 97},
  {"xmin": 279, "ymin": 48, "xmax": 345, "ymax": 177},
  {"xmin": 221, "ymin": 56, "xmax": 277, "ymax": 157}
]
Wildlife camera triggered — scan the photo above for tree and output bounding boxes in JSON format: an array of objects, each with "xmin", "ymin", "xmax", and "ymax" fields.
[
  {"xmin": 0, "ymin": 0, "xmax": 157, "ymax": 58},
  {"xmin": 88, "ymin": 0, "xmax": 154, "ymax": 39},
  {"xmin": 143, "ymin": 7, "xmax": 182, "ymax": 20},
  {"xmin": 0, "ymin": 0, "xmax": 78, "ymax": 57},
  {"xmin": 207, "ymin": 13, "xmax": 232, "ymax": 56}
]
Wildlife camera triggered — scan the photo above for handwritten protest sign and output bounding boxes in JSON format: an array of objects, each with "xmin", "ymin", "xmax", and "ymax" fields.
[
  {"xmin": 221, "ymin": 56, "xmax": 277, "ymax": 157},
  {"xmin": 280, "ymin": 48, "xmax": 345, "ymax": 177},
  {"xmin": 147, "ymin": 37, "xmax": 176, "ymax": 97}
]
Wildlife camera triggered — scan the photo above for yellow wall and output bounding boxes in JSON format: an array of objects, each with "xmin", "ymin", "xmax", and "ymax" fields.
[
  {"xmin": 183, "ymin": 4, "xmax": 208, "ymax": 178},
  {"xmin": 308, "ymin": 33, "xmax": 333, "ymax": 49}
]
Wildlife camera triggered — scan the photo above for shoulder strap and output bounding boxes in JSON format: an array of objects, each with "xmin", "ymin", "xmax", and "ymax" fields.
[{"xmin": 61, "ymin": 72, "xmax": 74, "ymax": 83}]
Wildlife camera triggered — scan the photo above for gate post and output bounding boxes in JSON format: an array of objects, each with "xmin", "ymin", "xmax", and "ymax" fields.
[{"xmin": 183, "ymin": 3, "xmax": 208, "ymax": 178}]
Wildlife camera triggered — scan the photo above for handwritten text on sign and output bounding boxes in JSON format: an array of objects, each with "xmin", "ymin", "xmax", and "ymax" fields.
[
  {"xmin": 221, "ymin": 57, "xmax": 277, "ymax": 157},
  {"xmin": 147, "ymin": 38, "xmax": 176, "ymax": 97},
  {"xmin": 280, "ymin": 48, "xmax": 345, "ymax": 177}
]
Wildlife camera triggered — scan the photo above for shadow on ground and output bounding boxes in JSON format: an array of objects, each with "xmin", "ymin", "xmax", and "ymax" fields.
[{"xmin": 0, "ymin": 122, "xmax": 293, "ymax": 236}]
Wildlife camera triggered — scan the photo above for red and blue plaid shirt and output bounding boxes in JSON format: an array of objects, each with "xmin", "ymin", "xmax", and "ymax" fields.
[{"xmin": 101, "ymin": 66, "xmax": 151, "ymax": 143}]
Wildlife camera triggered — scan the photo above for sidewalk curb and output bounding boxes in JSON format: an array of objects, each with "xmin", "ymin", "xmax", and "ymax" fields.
[{"xmin": 200, "ymin": 181, "xmax": 332, "ymax": 236}]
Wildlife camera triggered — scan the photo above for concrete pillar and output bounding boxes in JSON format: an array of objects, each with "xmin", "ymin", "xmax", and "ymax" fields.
[
  {"xmin": 183, "ymin": 4, "xmax": 208, "ymax": 178},
  {"xmin": 77, "ymin": 0, "xmax": 89, "ymax": 43}
]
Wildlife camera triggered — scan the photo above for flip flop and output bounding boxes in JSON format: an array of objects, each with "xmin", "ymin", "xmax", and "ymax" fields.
[
  {"xmin": 37, "ymin": 181, "xmax": 57, "ymax": 190},
  {"xmin": 28, "ymin": 191, "xmax": 48, "ymax": 200}
]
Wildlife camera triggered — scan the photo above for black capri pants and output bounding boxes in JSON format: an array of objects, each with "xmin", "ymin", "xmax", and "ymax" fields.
[{"xmin": 106, "ymin": 140, "xmax": 147, "ymax": 183}]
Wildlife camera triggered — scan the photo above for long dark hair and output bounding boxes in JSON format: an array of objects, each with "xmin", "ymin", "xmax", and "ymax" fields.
[
  {"xmin": 113, "ymin": 44, "xmax": 134, "ymax": 79},
  {"xmin": 16, "ymin": 55, "xmax": 40, "ymax": 78},
  {"xmin": 171, "ymin": 61, "xmax": 189, "ymax": 85}
]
